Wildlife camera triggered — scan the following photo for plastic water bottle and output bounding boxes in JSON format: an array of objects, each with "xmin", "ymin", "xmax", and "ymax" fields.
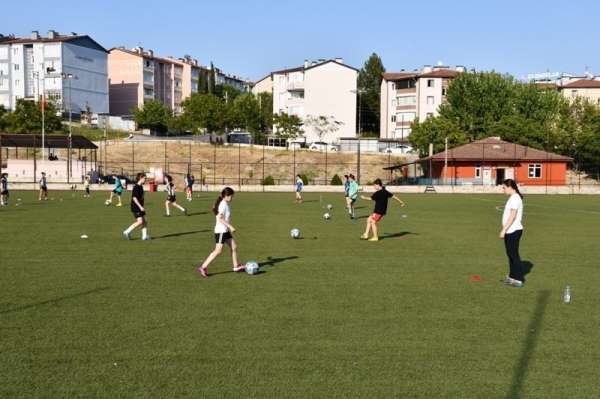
[{"xmin": 563, "ymin": 285, "xmax": 571, "ymax": 304}]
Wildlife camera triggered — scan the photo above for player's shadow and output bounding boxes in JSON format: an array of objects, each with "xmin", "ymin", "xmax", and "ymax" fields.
[
  {"xmin": 522, "ymin": 261, "xmax": 534, "ymax": 282},
  {"xmin": 380, "ymin": 231, "xmax": 418, "ymax": 240},
  {"xmin": 186, "ymin": 211, "xmax": 208, "ymax": 216},
  {"xmin": 0, "ymin": 287, "xmax": 111, "ymax": 315},
  {"xmin": 154, "ymin": 230, "xmax": 209, "ymax": 240},
  {"xmin": 259, "ymin": 256, "xmax": 299, "ymax": 268}
]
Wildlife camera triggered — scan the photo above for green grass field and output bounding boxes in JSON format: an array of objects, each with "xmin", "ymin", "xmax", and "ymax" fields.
[{"xmin": 1, "ymin": 191, "xmax": 599, "ymax": 398}]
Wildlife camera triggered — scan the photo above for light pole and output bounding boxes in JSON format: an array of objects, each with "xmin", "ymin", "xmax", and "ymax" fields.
[
  {"xmin": 34, "ymin": 66, "xmax": 56, "ymax": 167},
  {"xmin": 62, "ymin": 73, "xmax": 77, "ymax": 182},
  {"xmin": 351, "ymin": 88, "xmax": 366, "ymax": 184}
]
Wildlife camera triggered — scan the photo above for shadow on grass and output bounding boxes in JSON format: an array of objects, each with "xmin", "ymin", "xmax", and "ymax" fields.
[
  {"xmin": 522, "ymin": 261, "xmax": 534, "ymax": 283},
  {"xmin": 380, "ymin": 231, "xmax": 418, "ymax": 240},
  {"xmin": 507, "ymin": 290, "xmax": 550, "ymax": 399},
  {"xmin": 259, "ymin": 256, "xmax": 299, "ymax": 268},
  {"xmin": 154, "ymin": 230, "xmax": 209, "ymax": 240},
  {"xmin": 185, "ymin": 211, "xmax": 209, "ymax": 217},
  {"xmin": 0, "ymin": 287, "xmax": 111, "ymax": 315}
]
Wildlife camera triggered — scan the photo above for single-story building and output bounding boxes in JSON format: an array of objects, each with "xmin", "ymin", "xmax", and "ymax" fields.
[{"xmin": 387, "ymin": 137, "xmax": 573, "ymax": 186}]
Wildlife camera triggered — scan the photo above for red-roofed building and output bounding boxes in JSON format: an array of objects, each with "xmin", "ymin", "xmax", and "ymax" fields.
[{"xmin": 398, "ymin": 137, "xmax": 573, "ymax": 186}]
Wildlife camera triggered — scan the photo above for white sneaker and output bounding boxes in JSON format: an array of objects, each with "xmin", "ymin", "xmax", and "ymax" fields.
[{"xmin": 123, "ymin": 231, "xmax": 131, "ymax": 240}]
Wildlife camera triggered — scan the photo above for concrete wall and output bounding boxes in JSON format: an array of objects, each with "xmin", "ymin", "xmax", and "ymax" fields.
[
  {"xmin": 252, "ymin": 76, "xmax": 272, "ymax": 95},
  {"xmin": 62, "ymin": 42, "xmax": 109, "ymax": 114}
]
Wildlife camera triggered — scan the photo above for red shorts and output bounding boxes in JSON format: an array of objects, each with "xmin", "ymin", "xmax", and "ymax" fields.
[{"xmin": 371, "ymin": 213, "xmax": 383, "ymax": 222}]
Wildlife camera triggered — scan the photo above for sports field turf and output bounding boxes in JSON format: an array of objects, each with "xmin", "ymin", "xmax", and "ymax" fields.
[{"xmin": 1, "ymin": 190, "xmax": 599, "ymax": 398}]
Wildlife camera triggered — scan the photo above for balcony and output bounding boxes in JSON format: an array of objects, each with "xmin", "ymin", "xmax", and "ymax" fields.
[{"xmin": 287, "ymin": 81, "xmax": 304, "ymax": 91}]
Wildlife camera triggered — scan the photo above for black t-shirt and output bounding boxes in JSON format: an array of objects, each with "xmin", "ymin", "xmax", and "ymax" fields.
[
  {"xmin": 131, "ymin": 184, "xmax": 144, "ymax": 211},
  {"xmin": 371, "ymin": 188, "xmax": 394, "ymax": 215}
]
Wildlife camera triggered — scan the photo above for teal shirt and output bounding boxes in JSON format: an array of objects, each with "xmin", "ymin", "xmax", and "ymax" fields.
[
  {"xmin": 348, "ymin": 181, "xmax": 359, "ymax": 200},
  {"xmin": 114, "ymin": 179, "xmax": 123, "ymax": 193}
]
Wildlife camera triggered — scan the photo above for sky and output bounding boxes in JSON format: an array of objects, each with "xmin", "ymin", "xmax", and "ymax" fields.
[{"xmin": 4, "ymin": 0, "xmax": 599, "ymax": 81}]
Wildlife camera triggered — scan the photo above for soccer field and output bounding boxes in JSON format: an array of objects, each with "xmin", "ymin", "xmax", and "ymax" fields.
[{"xmin": 1, "ymin": 191, "xmax": 599, "ymax": 398}]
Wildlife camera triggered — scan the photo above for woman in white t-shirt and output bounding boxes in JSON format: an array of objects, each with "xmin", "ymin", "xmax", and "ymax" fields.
[
  {"xmin": 499, "ymin": 179, "xmax": 525, "ymax": 287},
  {"xmin": 197, "ymin": 187, "xmax": 245, "ymax": 278}
]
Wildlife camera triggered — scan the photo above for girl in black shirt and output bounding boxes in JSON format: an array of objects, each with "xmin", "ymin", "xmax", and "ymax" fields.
[{"xmin": 360, "ymin": 179, "xmax": 405, "ymax": 241}]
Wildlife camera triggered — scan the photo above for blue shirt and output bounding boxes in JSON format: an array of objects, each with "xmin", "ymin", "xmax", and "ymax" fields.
[
  {"xmin": 344, "ymin": 180, "xmax": 350, "ymax": 195},
  {"xmin": 296, "ymin": 178, "xmax": 304, "ymax": 192}
]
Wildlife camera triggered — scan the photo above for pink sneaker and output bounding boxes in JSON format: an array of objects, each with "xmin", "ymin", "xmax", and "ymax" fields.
[
  {"xmin": 197, "ymin": 266, "xmax": 208, "ymax": 278},
  {"xmin": 233, "ymin": 264, "xmax": 246, "ymax": 272}
]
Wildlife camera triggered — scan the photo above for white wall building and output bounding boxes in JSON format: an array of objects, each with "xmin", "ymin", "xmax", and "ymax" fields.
[
  {"xmin": 0, "ymin": 30, "xmax": 108, "ymax": 115},
  {"xmin": 380, "ymin": 65, "xmax": 465, "ymax": 141},
  {"xmin": 255, "ymin": 59, "xmax": 358, "ymax": 144}
]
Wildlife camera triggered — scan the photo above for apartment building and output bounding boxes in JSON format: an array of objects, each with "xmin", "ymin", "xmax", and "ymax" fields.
[
  {"xmin": 0, "ymin": 30, "xmax": 108, "ymax": 114},
  {"xmin": 528, "ymin": 71, "xmax": 600, "ymax": 105},
  {"xmin": 108, "ymin": 47, "xmax": 191, "ymax": 115},
  {"xmin": 380, "ymin": 65, "xmax": 465, "ymax": 140},
  {"xmin": 254, "ymin": 58, "xmax": 358, "ymax": 143}
]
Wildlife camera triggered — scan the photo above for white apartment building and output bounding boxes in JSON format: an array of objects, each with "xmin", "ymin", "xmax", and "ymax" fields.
[
  {"xmin": 254, "ymin": 59, "xmax": 357, "ymax": 144},
  {"xmin": 0, "ymin": 30, "xmax": 108, "ymax": 114},
  {"xmin": 380, "ymin": 65, "xmax": 465, "ymax": 140}
]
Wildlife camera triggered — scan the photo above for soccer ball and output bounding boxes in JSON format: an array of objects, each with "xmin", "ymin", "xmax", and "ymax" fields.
[
  {"xmin": 323, "ymin": 212, "xmax": 331, "ymax": 220},
  {"xmin": 290, "ymin": 228, "xmax": 300, "ymax": 239},
  {"xmin": 245, "ymin": 261, "xmax": 260, "ymax": 275},
  {"xmin": 327, "ymin": 204, "xmax": 333, "ymax": 210},
  {"xmin": 105, "ymin": 200, "xmax": 111, "ymax": 206}
]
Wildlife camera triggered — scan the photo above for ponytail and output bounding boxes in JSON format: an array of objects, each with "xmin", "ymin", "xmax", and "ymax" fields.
[
  {"xmin": 212, "ymin": 187, "xmax": 235, "ymax": 215},
  {"xmin": 503, "ymin": 179, "xmax": 523, "ymax": 199}
]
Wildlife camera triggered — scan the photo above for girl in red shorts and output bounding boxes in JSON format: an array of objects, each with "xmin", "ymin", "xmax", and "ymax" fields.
[{"xmin": 360, "ymin": 179, "xmax": 405, "ymax": 241}]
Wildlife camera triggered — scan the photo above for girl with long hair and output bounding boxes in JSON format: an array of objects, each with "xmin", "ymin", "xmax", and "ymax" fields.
[
  {"xmin": 197, "ymin": 187, "xmax": 245, "ymax": 278},
  {"xmin": 499, "ymin": 179, "xmax": 525, "ymax": 287}
]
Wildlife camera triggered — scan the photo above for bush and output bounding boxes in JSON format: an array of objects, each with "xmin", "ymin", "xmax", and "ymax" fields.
[
  {"xmin": 330, "ymin": 174, "xmax": 343, "ymax": 185},
  {"xmin": 262, "ymin": 175, "xmax": 275, "ymax": 185},
  {"xmin": 298, "ymin": 174, "xmax": 309, "ymax": 185}
]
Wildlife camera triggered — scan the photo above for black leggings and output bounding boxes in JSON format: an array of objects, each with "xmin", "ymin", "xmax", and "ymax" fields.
[{"xmin": 504, "ymin": 230, "xmax": 523, "ymax": 281}]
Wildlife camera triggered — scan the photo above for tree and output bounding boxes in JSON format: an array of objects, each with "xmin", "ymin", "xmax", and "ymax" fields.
[
  {"xmin": 227, "ymin": 93, "xmax": 261, "ymax": 137},
  {"xmin": 304, "ymin": 115, "xmax": 342, "ymax": 142},
  {"xmin": 181, "ymin": 93, "xmax": 225, "ymax": 134},
  {"xmin": 214, "ymin": 84, "xmax": 241, "ymax": 103},
  {"xmin": 257, "ymin": 92, "xmax": 273, "ymax": 134},
  {"xmin": 272, "ymin": 112, "xmax": 303, "ymax": 141},
  {"xmin": 4, "ymin": 99, "xmax": 62, "ymax": 134},
  {"xmin": 0, "ymin": 105, "xmax": 8, "ymax": 130},
  {"xmin": 198, "ymin": 69, "xmax": 209, "ymax": 94},
  {"xmin": 358, "ymin": 53, "xmax": 385, "ymax": 134},
  {"xmin": 208, "ymin": 62, "xmax": 216, "ymax": 94},
  {"xmin": 132, "ymin": 100, "xmax": 171, "ymax": 134},
  {"xmin": 409, "ymin": 116, "xmax": 469, "ymax": 156}
]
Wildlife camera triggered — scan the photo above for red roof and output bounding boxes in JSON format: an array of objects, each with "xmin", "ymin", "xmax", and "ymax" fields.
[
  {"xmin": 419, "ymin": 69, "xmax": 460, "ymax": 78},
  {"xmin": 429, "ymin": 137, "xmax": 572, "ymax": 162},
  {"xmin": 561, "ymin": 79, "xmax": 600, "ymax": 89},
  {"xmin": 382, "ymin": 72, "xmax": 417, "ymax": 80}
]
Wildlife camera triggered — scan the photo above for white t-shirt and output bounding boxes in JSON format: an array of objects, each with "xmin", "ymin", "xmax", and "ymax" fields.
[
  {"xmin": 502, "ymin": 193, "xmax": 523, "ymax": 234},
  {"xmin": 214, "ymin": 200, "xmax": 231, "ymax": 233}
]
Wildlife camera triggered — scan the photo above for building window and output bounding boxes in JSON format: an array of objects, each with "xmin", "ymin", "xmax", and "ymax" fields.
[
  {"xmin": 397, "ymin": 112, "xmax": 415, "ymax": 122},
  {"xmin": 528, "ymin": 164, "xmax": 542, "ymax": 178},
  {"xmin": 15, "ymin": 79, "xmax": 19, "ymax": 86},
  {"xmin": 397, "ymin": 96, "xmax": 416, "ymax": 105},
  {"xmin": 442, "ymin": 88, "xmax": 447, "ymax": 96},
  {"xmin": 571, "ymin": 90, "xmax": 578, "ymax": 97},
  {"xmin": 426, "ymin": 112, "xmax": 434, "ymax": 118},
  {"xmin": 427, "ymin": 96, "xmax": 435, "ymax": 105},
  {"xmin": 290, "ymin": 91, "xmax": 304, "ymax": 99},
  {"xmin": 391, "ymin": 115, "xmax": 396, "ymax": 122},
  {"xmin": 13, "ymin": 48, "xmax": 18, "ymax": 55},
  {"xmin": 391, "ymin": 99, "xmax": 397, "ymax": 107},
  {"xmin": 397, "ymin": 79, "xmax": 416, "ymax": 89},
  {"xmin": 427, "ymin": 79, "xmax": 434, "ymax": 87},
  {"xmin": 475, "ymin": 165, "xmax": 481, "ymax": 178},
  {"xmin": 391, "ymin": 83, "xmax": 395, "ymax": 90}
]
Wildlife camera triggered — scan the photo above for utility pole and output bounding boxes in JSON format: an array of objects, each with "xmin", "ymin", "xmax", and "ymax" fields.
[
  {"xmin": 357, "ymin": 90, "xmax": 362, "ymax": 184},
  {"xmin": 444, "ymin": 137, "xmax": 448, "ymax": 185}
]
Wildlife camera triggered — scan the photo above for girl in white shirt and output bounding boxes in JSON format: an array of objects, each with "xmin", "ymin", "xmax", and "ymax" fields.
[
  {"xmin": 499, "ymin": 179, "xmax": 525, "ymax": 287},
  {"xmin": 197, "ymin": 187, "xmax": 245, "ymax": 278}
]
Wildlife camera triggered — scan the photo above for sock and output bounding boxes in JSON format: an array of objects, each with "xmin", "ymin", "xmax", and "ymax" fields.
[
  {"xmin": 142, "ymin": 227, "xmax": 148, "ymax": 239},
  {"xmin": 124, "ymin": 225, "xmax": 135, "ymax": 234}
]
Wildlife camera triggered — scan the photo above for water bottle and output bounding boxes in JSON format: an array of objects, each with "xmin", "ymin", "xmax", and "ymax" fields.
[{"xmin": 563, "ymin": 285, "xmax": 571, "ymax": 304}]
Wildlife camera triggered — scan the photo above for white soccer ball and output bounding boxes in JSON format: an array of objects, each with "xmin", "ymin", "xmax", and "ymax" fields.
[
  {"xmin": 290, "ymin": 228, "xmax": 300, "ymax": 239},
  {"xmin": 105, "ymin": 200, "xmax": 111, "ymax": 206},
  {"xmin": 327, "ymin": 204, "xmax": 333, "ymax": 210},
  {"xmin": 323, "ymin": 212, "xmax": 331, "ymax": 220},
  {"xmin": 245, "ymin": 261, "xmax": 260, "ymax": 275}
]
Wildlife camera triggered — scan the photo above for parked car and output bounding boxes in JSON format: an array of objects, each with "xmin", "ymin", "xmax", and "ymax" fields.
[
  {"xmin": 383, "ymin": 144, "xmax": 413, "ymax": 154},
  {"xmin": 309, "ymin": 142, "xmax": 338, "ymax": 152}
]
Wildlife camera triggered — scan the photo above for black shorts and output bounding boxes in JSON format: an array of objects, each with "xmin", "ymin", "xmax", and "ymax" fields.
[
  {"xmin": 350, "ymin": 197, "xmax": 357, "ymax": 204},
  {"xmin": 214, "ymin": 231, "xmax": 232, "ymax": 244},
  {"xmin": 167, "ymin": 195, "xmax": 176, "ymax": 203},
  {"xmin": 40, "ymin": 186, "xmax": 47, "ymax": 192},
  {"xmin": 85, "ymin": 187, "xmax": 90, "ymax": 194},
  {"xmin": 132, "ymin": 210, "xmax": 146, "ymax": 219},
  {"xmin": 112, "ymin": 189, "xmax": 122, "ymax": 195},
  {"xmin": 1, "ymin": 190, "xmax": 8, "ymax": 196}
]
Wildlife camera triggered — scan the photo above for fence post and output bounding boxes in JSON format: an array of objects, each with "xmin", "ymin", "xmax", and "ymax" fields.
[
  {"xmin": 131, "ymin": 142, "xmax": 135, "ymax": 175},
  {"xmin": 213, "ymin": 141, "xmax": 217, "ymax": 187},
  {"xmin": 262, "ymin": 143, "xmax": 265, "ymax": 192},
  {"xmin": 238, "ymin": 141, "xmax": 241, "ymax": 189},
  {"xmin": 293, "ymin": 145, "xmax": 296, "ymax": 184},
  {"xmin": 325, "ymin": 146, "xmax": 328, "ymax": 186}
]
